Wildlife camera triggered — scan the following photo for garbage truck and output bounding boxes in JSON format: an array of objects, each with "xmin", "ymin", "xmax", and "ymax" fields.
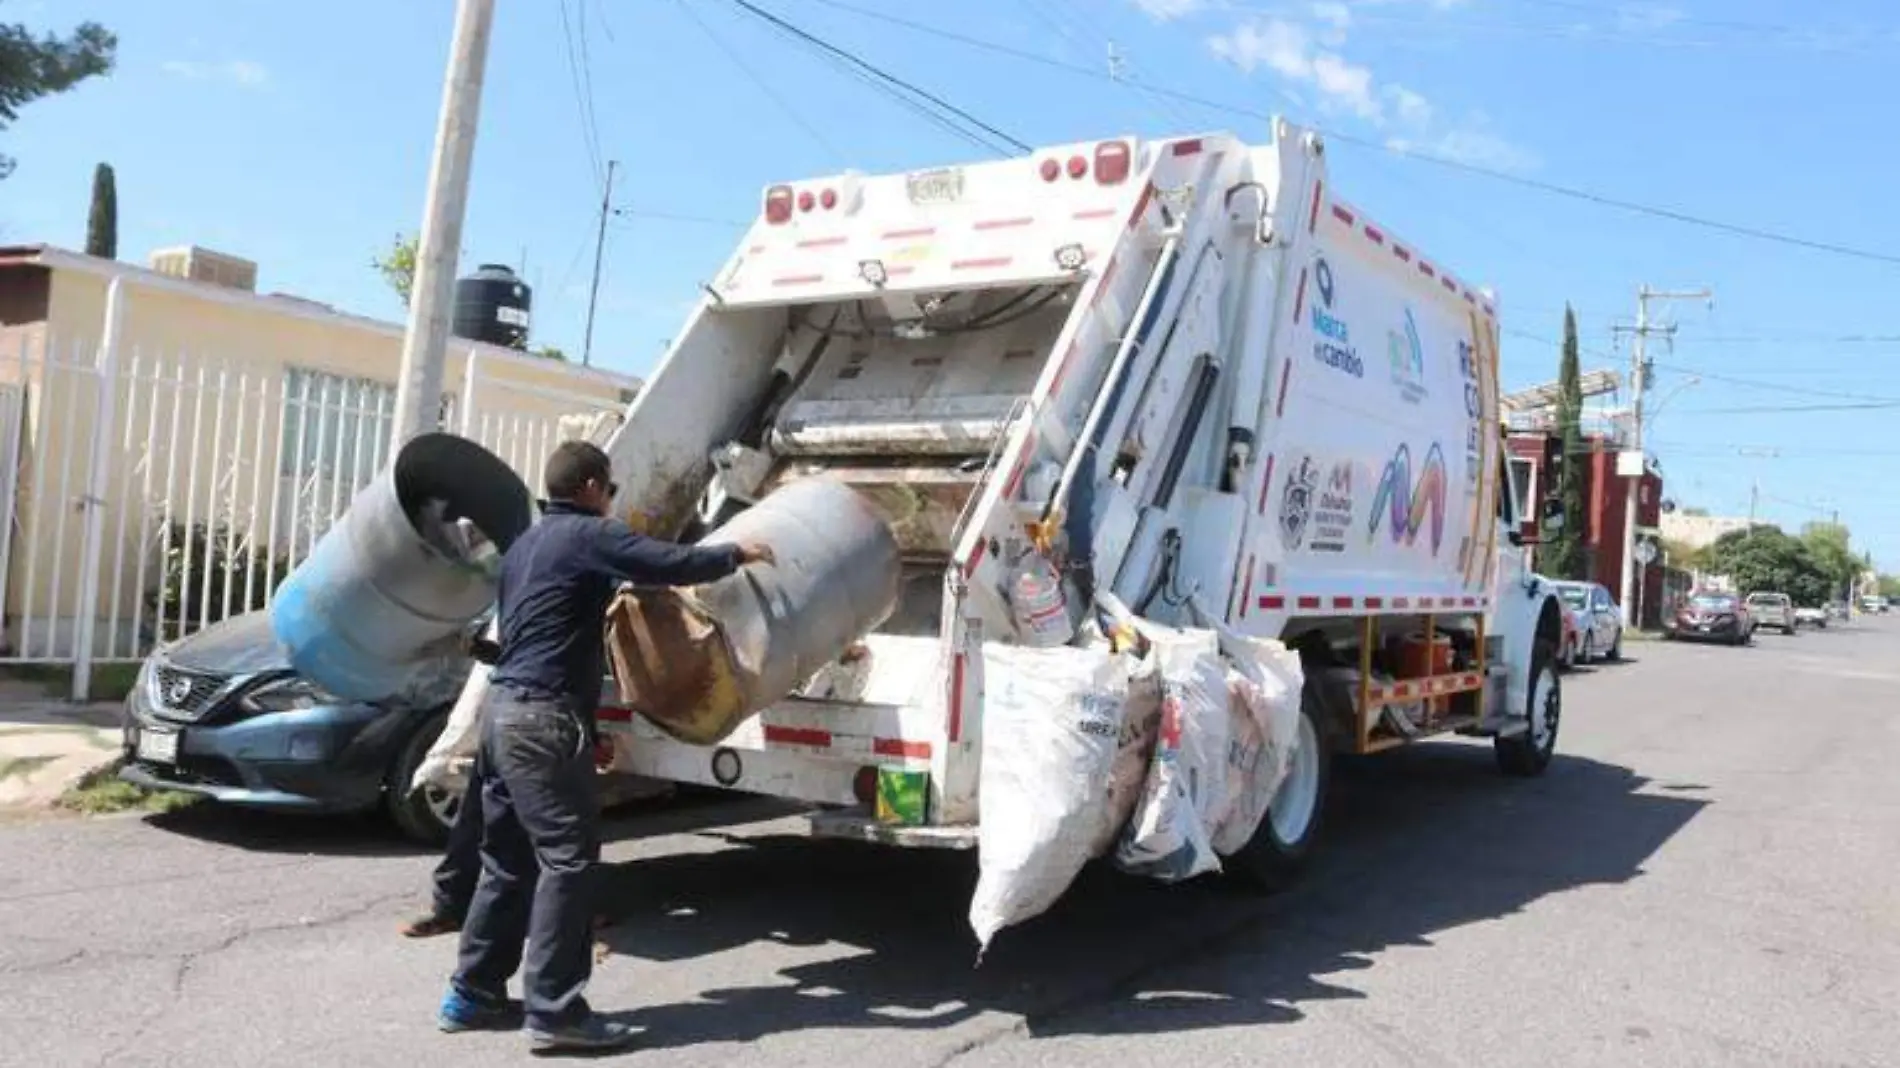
[{"xmin": 582, "ymin": 115, "xmax": 1570, "ymax": 886}]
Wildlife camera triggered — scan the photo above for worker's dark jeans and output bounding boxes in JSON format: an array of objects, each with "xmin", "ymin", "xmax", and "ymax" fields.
[
  {"xmin": 430, "ymin": 772, "xmax": 483, "ymax": 921},
  {"xmin": 451, "ymin": 693, "xmax": 600, "ymax": 1029}
]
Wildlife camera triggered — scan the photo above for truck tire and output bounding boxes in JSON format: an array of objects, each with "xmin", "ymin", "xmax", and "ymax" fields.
[
  {"xmin": 387, "ymin": 710, "xmax": 458, "ymax": 847},
  {"xmin": 1227, "ymin": 676, "xmax": 1332, "ymax": 891},
  {"xmin": 1495, "ymin": 641, "xmax": 1560, "ymax": 777}
]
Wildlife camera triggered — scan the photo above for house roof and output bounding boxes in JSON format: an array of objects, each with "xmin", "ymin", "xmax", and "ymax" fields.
[{"xmin": 0, "ymin": 243, "xmax": 643, "ymax": 392}]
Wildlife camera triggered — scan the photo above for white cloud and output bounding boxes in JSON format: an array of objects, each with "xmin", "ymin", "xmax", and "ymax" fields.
[
  {"xmin": 162, "ymin": 59, "xmax": 269, "ymax": 87},
  {"xmin": 1386, "ymin": 84, "xmax": 1433, "ymax": 127},
  {"xmin": 1208, "ymin": 18, "xmax": 1383, "ymax": 122},
  {"xmin": 1311, "ymin": 1, "xmax": 1353, "ymax": 42},
  {"xmin": 1132, "ymin": 0, "xmax": 1204, "ymax": 20},
  {"xmin": 1207, "ymin": 8, "xmax": 1538, "ymax": 172},
  {"xmin": 1388, "ymin": 120, "xmax": 1542, "ymax": 173},
  {"xmin": 1614, "ymin": 4, "xmax": 1685, "ymax": 33}
]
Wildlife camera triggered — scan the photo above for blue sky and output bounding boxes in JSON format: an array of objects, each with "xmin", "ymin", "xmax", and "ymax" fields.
[{"xmin": 7, "ymin": 0, "xmax": 1900, "ymax": 565}]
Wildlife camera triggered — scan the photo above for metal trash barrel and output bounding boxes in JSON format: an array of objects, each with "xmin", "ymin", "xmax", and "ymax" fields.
[
  {"xmin": 270, "ymin": 433, "xmax": 534, "ymax": 703},
  {"xmin": 606, "ymin": 476, "xmax": 901, "ymax": 744}
]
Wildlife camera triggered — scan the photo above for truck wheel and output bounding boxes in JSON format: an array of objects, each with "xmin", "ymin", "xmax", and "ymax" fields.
[
  {"xmin": 387, "ymin": 710, "xmax": 458, "ymax": 847},
  {"xmin": 1228, "ymin": 678, "xmax": 1332, "ymax": 891},
  {"xmin": 1495, "ymin": 642, "xmax": 1559, "ymax": 777}
]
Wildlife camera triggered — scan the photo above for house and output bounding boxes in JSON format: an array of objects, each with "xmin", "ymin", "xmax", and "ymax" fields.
[
  {"xmin": 0, "ymin": 243, "xmax": 642, "ymax": 673},
  {"xmin": 1506, "ymin": 430, "xmax": 1667, "ymax": 627}
]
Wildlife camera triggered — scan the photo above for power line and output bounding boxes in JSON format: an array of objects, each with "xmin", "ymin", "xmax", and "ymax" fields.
[
  {"xmin": 727, "ymin": 0, "xmax": 1032, "ymax": 155},
  {"xmin": 611, "ymin": 208, "xmax": 751, "ymax": 228},
  {"xmin": 555, "ymin": 0, "xmax": 607, "ymax": 189},
  {"xmin": 676, "ymin": 0, "xmax": 848, "ymax": 165},
  {"xmin": 1645, "ymin": 358, "xmax": 1900, "ymax": 405},
  {"xmin": 800, "ymin": 0, "xmax": 1900, "ymax": 268},
  {"xmin": 1676, "ymin": 399, "xmax": 1900, "ymax": 415}
]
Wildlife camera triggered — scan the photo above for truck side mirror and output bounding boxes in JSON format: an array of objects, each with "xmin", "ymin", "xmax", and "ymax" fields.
[{"xmin": 1540, "ymin": 496, "xmax": 1566, "ymax": 533}]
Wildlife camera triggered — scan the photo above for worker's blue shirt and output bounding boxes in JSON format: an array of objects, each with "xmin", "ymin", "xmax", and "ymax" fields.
[{"xmin": 489, "ymin": 500, "xmax": 744, "ymax": 731}]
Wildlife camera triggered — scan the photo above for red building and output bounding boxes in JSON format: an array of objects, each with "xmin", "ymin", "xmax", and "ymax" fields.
[{"xmin": 1506, "ymin": 432, "xmax": 1667, "ymax": 628}]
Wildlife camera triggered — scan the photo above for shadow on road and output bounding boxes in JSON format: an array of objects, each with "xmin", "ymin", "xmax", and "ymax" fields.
[
  {"xmin": 597, "ymin": 745, "xmax": 1707, "ymax": 1050},
  {"xmin": 139, "ymin": 784, "xmax": 800, "ymax": 858}
]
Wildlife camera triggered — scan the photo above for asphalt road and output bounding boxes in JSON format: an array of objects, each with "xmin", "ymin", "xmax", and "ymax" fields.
[{"xmin": 4, "ymin": 619, "xmax": 1898, "ymax": 1067}]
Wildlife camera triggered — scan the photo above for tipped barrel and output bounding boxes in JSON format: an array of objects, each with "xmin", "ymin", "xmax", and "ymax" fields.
[{"xmin": 270, "ymin": 433, "xmax": 534, "ymax": 703}]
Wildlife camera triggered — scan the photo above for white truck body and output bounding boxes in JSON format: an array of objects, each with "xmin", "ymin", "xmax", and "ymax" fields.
[{"xmin": 596, "ymin": 118, "xmax": 1568, "ymax": 857}]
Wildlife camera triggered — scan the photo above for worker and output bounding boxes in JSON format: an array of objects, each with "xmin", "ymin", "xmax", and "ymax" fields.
[{"xmin": 436, "ymin": 441, "xmax": 773, "ymax": 1053}]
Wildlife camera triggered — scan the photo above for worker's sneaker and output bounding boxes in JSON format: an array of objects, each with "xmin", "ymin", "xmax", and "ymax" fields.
[
  {"xmin": 436, "ymin": 986, "xmax": 520, "ymax": 1033},
  {"xmin": 525, "ymin": 1014, "xmax": 638, "ymax": 1053}
]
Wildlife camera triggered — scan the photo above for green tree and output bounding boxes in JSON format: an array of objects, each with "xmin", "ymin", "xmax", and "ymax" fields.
[
  {"xmin": 372, "ymin": 232, "xmax": 418, "ymax": 308},
  {"xmin": 0, "ymin": 15, "xmax": 116, "ymax": 179},
  {"xmin": 532, "ymin": 345, "xmax": 568, "ymax": 362},
  {"xmin": 1660, "ymin": 536, "xmax": 1709, "ymax": 574},
  {"xmin": 1878, "ymin": 574, "xmax": 1900, "ymax": 599},
  {"xmin": 85, "ymin": 161, "xmax": 116, "ymax": 258},
  {"xmin": 1799, "ymin": 522, "xmax": 1859, "ymax": 605},
  {"xmin": 1706, "ymin": 526, "xmax": 1832, "ymax": 606},
  {"xmin": 1540, "ymin": 305, "xmax": 1588, "ymax": 579}
]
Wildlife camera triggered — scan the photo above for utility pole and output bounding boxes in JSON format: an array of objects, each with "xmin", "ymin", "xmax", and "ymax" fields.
[
  {"xmin": 1615, "ymin": 284, "xmax": 1711, "ymax": 628},
  {"xmin": 392, "ymin": 0, "xmax": 495, "ymax": 449},
  {"xmin": 582, "ymin": 159, "xmax": 618, "ymax": 368}
]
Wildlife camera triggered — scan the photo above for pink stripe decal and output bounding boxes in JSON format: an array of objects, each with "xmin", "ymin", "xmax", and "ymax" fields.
[
  {"xmin": 874, "ymin": 738, "xmax": 932, "ymax": 760},
  {"xmin": 764, "ymin": 726, "xmax": 832, "ymax": 748},
  {"xmin": 974, "ymin": 216, "xmax": 1034, "ymax": 231}
]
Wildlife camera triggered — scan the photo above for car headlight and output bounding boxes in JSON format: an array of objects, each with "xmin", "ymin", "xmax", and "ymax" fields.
[{"xmin": 241, "ymin": 677, "xmax": 345, "ymax": 713}]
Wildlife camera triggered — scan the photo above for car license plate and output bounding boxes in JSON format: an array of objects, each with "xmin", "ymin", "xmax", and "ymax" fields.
[
  {"xmin": 136, "ymin": 728, "xmax": 179, "ymax": 764},
  {"xmin": 905, "ymin": 167, "xmax": 964, "ymax": 205},
  {"xmin": 1697, "ymin": 624, "xmax": 1711, "ymax": 632}
]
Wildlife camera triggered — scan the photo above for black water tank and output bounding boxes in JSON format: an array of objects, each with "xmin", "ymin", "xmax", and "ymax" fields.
[{"xmin": 452, "ymin": 264, "xmax": 531, "ymax": 349}]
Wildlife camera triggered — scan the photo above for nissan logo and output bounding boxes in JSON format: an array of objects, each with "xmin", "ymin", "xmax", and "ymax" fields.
[{"xmin": 166, "ymin": 676, "xmax": 194, "ymax": 705}]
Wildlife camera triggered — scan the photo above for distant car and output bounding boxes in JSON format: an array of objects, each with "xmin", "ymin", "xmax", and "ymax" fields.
[
  {"xmin": 1793, "ymin": 606, "xmax": 1828, "ymax": 629},
  {"xmin": 1745, "ymin": 592, "xmax": 1797, "ymax": 635},
  {"xmin": 119, "ymin": 611, "xmax": 464, "ymax": 844},
  {"xmin": 1667, "ymin": 591, "xmax": 1753, "ymax": 645},
  {"xmin": 1553, "ymin": 580, "xmax": 1624, "ymax": 663}
]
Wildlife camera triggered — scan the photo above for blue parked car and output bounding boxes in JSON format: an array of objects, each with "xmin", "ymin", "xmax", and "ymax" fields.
[{"xmin": 119, "ymin": 610, "xmax": 465, "ymax": 843}]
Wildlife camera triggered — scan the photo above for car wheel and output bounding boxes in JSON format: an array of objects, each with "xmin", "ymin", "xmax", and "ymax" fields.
[
  {"xmin": 387, "ymin": 710, "xmax": 457, "ymax": 846},
  {"xmin": 1580, "ymin": 634, "xmax": 1594, "ymax": 665},
  {"xmin": 1496, "ymin": 640, "xmax": 1560, "ymax": 776},
  {"xmin": 1228, "ymin": 675, "xmax": 1332, "ymax": 891},
  {"xmin": 1605, "ymin": 630, "xmax": 1623, "ymax": 661}
]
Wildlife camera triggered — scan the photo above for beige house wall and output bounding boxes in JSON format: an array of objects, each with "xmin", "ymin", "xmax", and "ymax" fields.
[{"xmin": 0, "ymin": 248, "xmax": 639, "ymax": 659}]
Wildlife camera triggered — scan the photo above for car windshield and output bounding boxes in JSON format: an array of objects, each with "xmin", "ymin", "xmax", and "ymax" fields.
[
  {"xmin": 1558, "ymin": 587, "xmax": 1587, "ymax": 608},
  {"xmin": 1747, "ymin": 594, "xmax": 1786, "ymax": 606},
  {"xmin": 1690, "ymin": 595, "xmax": 1735, "ymax": 610}
]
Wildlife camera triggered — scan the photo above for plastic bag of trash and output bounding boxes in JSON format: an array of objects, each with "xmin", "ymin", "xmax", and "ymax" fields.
[
  {"xmin": 1207, "ymin": 630, "xmax": 1305, "ymax": 856},
  {"xmin": 1113, "ymin": 627, "xmax": 1229, "ymax": 882},
  {"xmin": 411, "ymin": 620, "xmax": 496, "ymax": 794},
  {"xmin": 970, "ymin": 641, "xmax": 1134, "ymax": 953},
  {"xmin": 1090, "ymin": 667, "xmax": 1162, "ymax": 859}
]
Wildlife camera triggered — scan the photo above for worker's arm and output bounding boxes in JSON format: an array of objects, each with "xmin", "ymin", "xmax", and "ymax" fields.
[{"xmin": 583, "ymin": 519, "xmax": 770, "ymax": 587}]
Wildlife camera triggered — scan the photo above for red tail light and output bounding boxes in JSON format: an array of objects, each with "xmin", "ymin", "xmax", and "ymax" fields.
[
  {"xmin": 1094, "ymin": 140, "xmax": 1131, "ymax": 185},
  {"xmin": 1066, "ymin": 154, "xmax": 1088, "ymax": 180},
  {"xmin": 764, "ymin": 185, "xmax": 793, "ymax": 225}
]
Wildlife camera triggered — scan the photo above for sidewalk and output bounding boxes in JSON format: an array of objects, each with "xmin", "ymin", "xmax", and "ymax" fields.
[{"xmin": 0, "ymin": 682, "xmax": 123, "ymax": 812}]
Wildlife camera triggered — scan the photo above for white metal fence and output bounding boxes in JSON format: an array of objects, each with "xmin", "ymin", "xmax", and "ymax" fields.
[{"xmin": 1, "ymin": 297, "xmax": 625, "ymax": 701}]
